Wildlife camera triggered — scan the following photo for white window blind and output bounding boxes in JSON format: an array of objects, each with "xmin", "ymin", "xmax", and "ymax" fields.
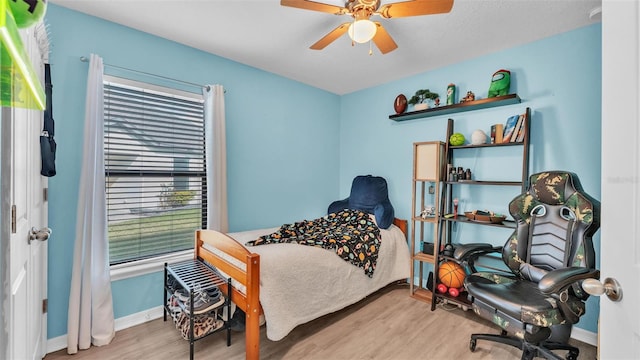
[{"xmin": 104, "ymin": 77, "xmax": 206, "ymax": 265}]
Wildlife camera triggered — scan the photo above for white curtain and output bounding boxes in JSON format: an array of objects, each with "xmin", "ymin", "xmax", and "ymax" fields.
[
  {"xmin": 67, "ymin": 53, "xmax": 115, "ymax": 354},
  {"xmin": 203, "ymin": 85, "xmax": 228, "ymax": 232}
]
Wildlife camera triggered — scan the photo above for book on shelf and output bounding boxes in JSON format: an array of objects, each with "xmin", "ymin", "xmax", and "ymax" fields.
[
  {"xmin": 515, "ymin": 114, "xmax": 527, "ymax": 142},
  {"xmin": 490, "ymin": 123, "xmax": 503, "ymax": 143},
  {"xmin": 502, "ymin": 115, "xmax": 520, "ymax": 143},
  {"xmin": 510, "ymin": 114, "xmax": 525, "ymax": 143}
]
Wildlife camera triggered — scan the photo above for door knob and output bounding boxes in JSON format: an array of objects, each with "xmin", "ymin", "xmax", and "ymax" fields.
[
  {"xmin": 582, "ymin": 277, "xmax": 623, "ymax": 302},
  {"xmin": 28, "ymin": 227, "xmax": 51, "ymax": 244}
]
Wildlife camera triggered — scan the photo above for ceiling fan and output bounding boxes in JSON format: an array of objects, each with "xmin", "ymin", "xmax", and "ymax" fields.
[{"xmin": 281, "ymin": 0, "xmax": 454, "ymax": 54}]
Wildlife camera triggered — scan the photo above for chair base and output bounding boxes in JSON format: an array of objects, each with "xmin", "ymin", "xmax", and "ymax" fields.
[{"xmin": 469, "ymin": 332, "xmax": 579, "ymax": 360}]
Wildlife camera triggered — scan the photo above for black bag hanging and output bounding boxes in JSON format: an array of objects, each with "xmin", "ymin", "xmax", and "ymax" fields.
[{"xmin": 40, "ymin": 63, "xmax": 57, "ymax": 177}]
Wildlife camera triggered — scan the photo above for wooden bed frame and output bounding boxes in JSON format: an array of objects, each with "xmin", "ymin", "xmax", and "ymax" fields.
[{"xmin": 194, "ymin": 218, "xmax": 408, "ymax": 360}]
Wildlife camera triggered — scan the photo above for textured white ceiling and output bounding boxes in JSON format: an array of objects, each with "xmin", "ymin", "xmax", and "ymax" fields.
[{"xmin": 49, "ymin": 0, "xmax": 602, "ymax": 95}]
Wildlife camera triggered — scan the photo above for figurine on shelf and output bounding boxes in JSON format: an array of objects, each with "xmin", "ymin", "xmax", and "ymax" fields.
[
  {"xmin": 434, "ymin": 97, "xmax": 441, "ymax": 107},
  {"xmin": 471, "ymin": 129, "xmax": 488, "ymax": 145},
  {"xmin": 453, "ymin": 198, "xmax": 459, "ymax": 218},
  {"xmin": 488, "ymin": 69, "xmax": 511, "ymax": 97},
  {"xmin": 421, "ymin": 205, "xmax": 436, "ymax": 218},
  {"xmin": 460, "ymin": 91, "xmax": 476, "ymax": 103}
]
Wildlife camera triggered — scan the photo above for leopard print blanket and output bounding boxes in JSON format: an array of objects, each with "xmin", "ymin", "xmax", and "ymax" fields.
[
  {"xmin": 245, "ymin": 209, "xmax": 381, "ymax": 277},
  {"xmin": 174, "ymin": 311, "xmax": 223, "ymax": 340}
]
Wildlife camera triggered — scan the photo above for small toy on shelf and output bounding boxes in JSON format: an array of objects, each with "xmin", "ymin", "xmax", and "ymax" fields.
[
  {"xmin": 471, "ymin": 129, "xmax": 487, "ymax": 145},
  {"xmin": 394, "ymin": 94, "xmax": 407, "ymax": 114},
  {"xmin": 453, "ymin": 198, "xmax": 459, "ymax": 218},
  {"xmin": 488, "ymin": 69, "xmax": 511, "ymax": 97},
  {"xmin": 437, "ymin": 283, "xmax": 448, "ymax": 294},
  {"xmin": 420, "ymin": 205, "xmax": 436, "ymax": 218},
  {"xmin": 449, "ymin": 132, "xmax": 465, "ymax": 146},
  {"xmin": 460, "ymin": 91, "xmax": 476, "ymax": 103},
  {"xmin": 448, "ymin": 286, "xmax": 463, "ymax": 297}
]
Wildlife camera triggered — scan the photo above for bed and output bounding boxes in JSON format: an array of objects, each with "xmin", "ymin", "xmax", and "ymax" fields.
[{"xmin": 195, "ymin": 216, "xmax": 410, "ymax": 360}]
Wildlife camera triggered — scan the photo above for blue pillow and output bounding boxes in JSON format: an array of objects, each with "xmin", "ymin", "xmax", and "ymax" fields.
[
  {"xmin": 373, "ymin": 202, "xmax": 394, "ymax": 230},
  {"xmin": 328, "ymin": 198, "xmax": 349, "ymax": 214},
  {"xmin": 327, "ymin": 175, "xmax": 395, "ymax": 229}
]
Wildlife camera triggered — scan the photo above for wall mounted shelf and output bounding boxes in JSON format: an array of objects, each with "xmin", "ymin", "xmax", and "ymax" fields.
[
  {"xmin": 1, "ymin": 1, "xmax": 46, "ymax": 110},
  {"xmin": 389, "ymin": 94, "xmax": 521, "ymax": 122}
]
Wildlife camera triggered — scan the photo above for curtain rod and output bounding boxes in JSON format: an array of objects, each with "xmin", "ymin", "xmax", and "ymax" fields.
[{"xmin": 79, "ymin": 56, "xmax": 215, "ymax": 92}]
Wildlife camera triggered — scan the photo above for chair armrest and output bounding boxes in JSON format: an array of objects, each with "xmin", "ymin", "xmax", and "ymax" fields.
[
  {"xmin": 453, "ymin": 243, "xmax": 500, "ymax": 261},
  {"xmin": 539, "ymin": 267, "xmax": 600, "ymax": 295},
  {"xmin": 539, "ymin": 267, "xmax": 601, "ymax": 324}
]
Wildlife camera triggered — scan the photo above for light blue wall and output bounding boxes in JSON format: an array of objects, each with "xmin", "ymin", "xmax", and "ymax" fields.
[
  {"xmin": 45, "ymin": 5, "xmax": 340, "ymax": 339},
  {"xmin": 339, "ymin": 24, "xmax": 602, "ymax": 333},
  {"xmin": 45, "ymin": 2, "xmax": 602, "ymax": 340}
]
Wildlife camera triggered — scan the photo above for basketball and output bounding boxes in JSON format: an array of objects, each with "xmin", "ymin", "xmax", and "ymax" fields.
[
  {"xmin": 438, "ymin": 261, "xmax": 465, "ymax": 289},
  {"xmin": 9, "ymin": 0, "xmax": 47, "ymax": 28}
]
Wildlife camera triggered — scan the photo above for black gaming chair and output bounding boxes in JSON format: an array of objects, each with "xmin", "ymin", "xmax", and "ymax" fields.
[{"xmin": 455, "ymin": 171, "xmax": 601, "ymax": 360}]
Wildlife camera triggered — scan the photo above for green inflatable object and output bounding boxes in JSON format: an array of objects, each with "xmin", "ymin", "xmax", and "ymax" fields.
[
  {"xmin": 488, "ymin": 69, "xmax": 511, "ymax": 97},
  {"xmin": 9, "ymin": 0, "xmax": 47, "ymax": 29},
  {"xmin": 449, "ymin": 133, "xmax": 465, "ymax": 146}
]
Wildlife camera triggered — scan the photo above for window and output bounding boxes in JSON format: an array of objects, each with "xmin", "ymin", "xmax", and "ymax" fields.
[{"xmin": 104, "ymin": 76, "xmax": 206, "ymax": 265}]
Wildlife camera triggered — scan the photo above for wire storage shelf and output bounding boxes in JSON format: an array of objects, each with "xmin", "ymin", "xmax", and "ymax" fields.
[{"xmin": 164, "ymin": 259, "xmax": 232, "ymax": 360}]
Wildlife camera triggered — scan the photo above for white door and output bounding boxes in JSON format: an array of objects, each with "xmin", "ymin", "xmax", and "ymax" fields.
[
  {"xmin": 599, "ymin": 0, "xmax": 640, "ymax": 358},
  {"xmin": 6, "ymin": 27, "xmax": 48, "ymax": 360}
]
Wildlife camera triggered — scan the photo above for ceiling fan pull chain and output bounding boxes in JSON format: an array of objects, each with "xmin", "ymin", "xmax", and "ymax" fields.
[
  {"xmin": 352, "ymin": 18, "xmax": 356, "ymax": 47},
  {"xmin": 369, "ymin": 40, "xmax": 373, "ymax": 56}
]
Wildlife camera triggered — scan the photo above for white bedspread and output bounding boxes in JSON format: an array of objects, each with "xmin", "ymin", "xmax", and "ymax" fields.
[{"xmin": 226, "ymin": 223, "xmax": 411, "ymax": 341}]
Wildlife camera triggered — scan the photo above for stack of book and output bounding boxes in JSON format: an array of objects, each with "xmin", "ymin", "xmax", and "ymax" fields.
[{"xmin": 491, "ymin": 113, "xmax": 526, "ymax": 143}]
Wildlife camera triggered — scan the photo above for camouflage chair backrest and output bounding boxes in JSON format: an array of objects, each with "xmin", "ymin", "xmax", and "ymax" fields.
[{"xmin": 503, "ymin": 171, "xmax": 601, "ymax": 283}]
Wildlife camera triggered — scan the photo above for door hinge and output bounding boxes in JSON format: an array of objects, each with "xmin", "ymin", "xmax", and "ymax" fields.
[
  {"xmin": 42, "ymin": 299, "xmax": 48, "ymax": 314},
  {"xmin": 11, "ymin": 205, "xmax": 16, "ymax": 233},
  {"xmin": 44, "ymin": 188, "xmax": 48, "ymax": 202}
]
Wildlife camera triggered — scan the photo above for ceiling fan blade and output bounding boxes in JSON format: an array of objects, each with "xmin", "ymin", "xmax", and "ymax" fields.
[
  {"xmin": 377, "ymin": 0, "xmax": 454, "ymax": 19},
  {"xmin": 280, "ymin": 0, "xmax": 348, "ymax": 15},
  {"xmin": 310, "ymin": 22, "xmax": 350, "ymax": 50},
  {"xmin": 372, "ymin": 23, "xmax": 398, "ymax": 54}
]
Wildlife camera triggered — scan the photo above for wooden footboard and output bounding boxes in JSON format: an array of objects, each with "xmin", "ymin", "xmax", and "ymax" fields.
[
  {"xmin": 393, "ymin": 218, "xmax": 408, "ymax": 240},
  {"xmin": 195, "ymin": 230, "xmax": 262, "ymax": 360}
]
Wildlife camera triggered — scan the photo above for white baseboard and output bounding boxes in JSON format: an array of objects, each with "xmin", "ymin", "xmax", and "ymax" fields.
[
  {"xmin": 113, "ymin": 305, "xmax": 164, "ymax": 332},
  {"xmin": 46, "ymin": 335, "xmax": 67, "ymax": 355},
  {"xmin": 571, "ymin": 326, "xmax": 598, "ymax": 346},
  {"xmin": 46, "ymin": 306, "xmax": 164, "ymax": 355}
]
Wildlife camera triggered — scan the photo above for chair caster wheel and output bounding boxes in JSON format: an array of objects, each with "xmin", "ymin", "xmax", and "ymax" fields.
[
  {"xmin": 566, "ymin": 351, "xmax": 578, "ymax": 360},
  {"xmin": 469, "ymin": 338, "xmax": 477, "ymax": 352}
]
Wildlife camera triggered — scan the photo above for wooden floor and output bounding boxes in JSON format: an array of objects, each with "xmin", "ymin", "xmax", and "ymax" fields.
[{"xmin": 45, "ymin": 284, "xmax": 596, "ymax": 360}]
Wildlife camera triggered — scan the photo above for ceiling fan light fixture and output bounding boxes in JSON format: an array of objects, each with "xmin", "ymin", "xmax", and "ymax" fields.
[{"xmin": 348, "ymin": 19, "xmax": 377, "ymax": 43}]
